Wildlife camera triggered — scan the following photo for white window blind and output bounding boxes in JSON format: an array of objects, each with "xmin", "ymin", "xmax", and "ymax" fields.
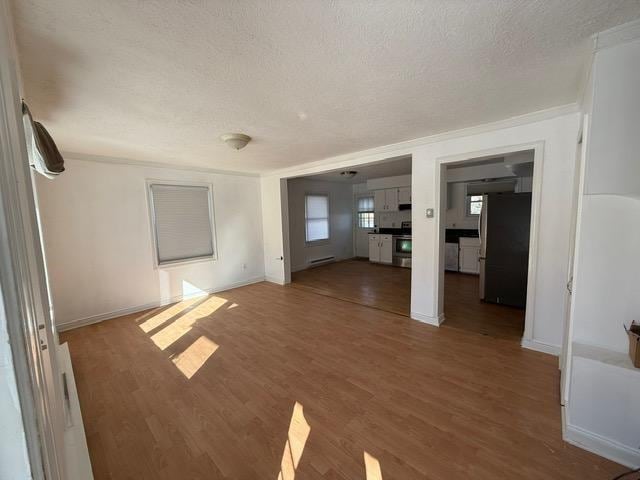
[
  {"xmin": 357, "ymin": 196, "xmax": 374, "ymax": 228},
  {"xmin": 150, "ymin": 184, "xmax": 215, "ymax": 265},
  {"xmin": 305, "ymin": 194, "xmax": 329, "ymax": 242}
]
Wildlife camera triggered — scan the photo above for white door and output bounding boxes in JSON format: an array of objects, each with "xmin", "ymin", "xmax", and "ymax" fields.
[
  {"xmin": 385, "ymin": 189, "xmax": 398, "ymax": 212},
  {"xmin": 374, "ymin": 190, "xmax": 386, "ymax": 212},
  {"xmin": 380, "ymin": 235, "xmax": 393, "ymax": 264},
  {"xmin": 398, "ymin": 187, "xmax": 411, "ymax": 204},
  {"xmin": 368, "ymin": 235, "xmax": 380, "ymax": 262}
]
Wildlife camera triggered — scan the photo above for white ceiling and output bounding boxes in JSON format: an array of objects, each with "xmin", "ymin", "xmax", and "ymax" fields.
[
  {"xmin": 11, "ymin": 1, "xmax": 640, "ymax": 174},
  {"xmin": 303, "ymin": 155, "xmax": 412, "ymax": 184}
]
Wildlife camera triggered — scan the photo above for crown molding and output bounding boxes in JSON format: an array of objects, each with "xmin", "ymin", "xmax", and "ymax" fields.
[
  {"xmin": 61, "ymin": 151, "xmax": 260, "ymax": 177},
  {"xmin": 594, "ymin": 18, "xmax": 640, "ymax": 52},
  {"xmin": 262, "ymin": 103, "xmax": 580, "ymax": 179}
]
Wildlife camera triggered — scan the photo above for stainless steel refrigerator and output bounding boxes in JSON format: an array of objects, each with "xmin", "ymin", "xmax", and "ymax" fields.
[{"xmin": 479, "ymin": 192, "xmax": 532, "ymax": 308}]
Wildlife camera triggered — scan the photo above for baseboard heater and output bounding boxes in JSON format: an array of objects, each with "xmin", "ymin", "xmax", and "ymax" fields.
[{"xmin": 308, "ymin": 256, "xmax": 335, "ymax": 267}]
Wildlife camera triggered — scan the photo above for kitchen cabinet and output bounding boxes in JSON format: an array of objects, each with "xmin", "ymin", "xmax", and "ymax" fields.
[
  {"xmin": 459, "ymin": 237, "xmax": 481, "ymax": 274},
  {"xmin": 445, "ymin": 243, "xmax": 459, "ymax": 271},
  {"xmin": 398, "ymin": 186, "xmax": 411, "ymax": 204},
  {"xmin": 368, "ymin": 234, "xmax": 392, "ymax": 264},
  {"xmin": 374, "ymin": 189, "xmax": 399, "ymax": 212}
]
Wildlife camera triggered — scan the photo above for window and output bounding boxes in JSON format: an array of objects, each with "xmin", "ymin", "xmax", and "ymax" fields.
[
  {"xmin": 467, "ymin": 194, "xmax": 483, "ymax": 216},
  {"xmin": 305, "ymin": 194, "xmax": 329, "ymax": 243},
  {"xmin": 148, "ymin": 183, "xmax": 216, "ymax": 265},
  {"xmin": 357, "ymin": 196, "xmax": 374, "ymax": 228}
]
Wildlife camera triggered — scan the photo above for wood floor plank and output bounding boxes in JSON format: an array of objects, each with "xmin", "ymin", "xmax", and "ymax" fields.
[{"xmin": 62, "ymin": 280, "xmax": 624, "ymax": 479}]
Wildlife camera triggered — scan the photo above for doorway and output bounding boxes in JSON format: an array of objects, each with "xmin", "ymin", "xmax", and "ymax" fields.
[
  {"xmin": 438, "ymin": 148, "xmax": 539, "ymax": 342},
  {"xmin": 284, "ymin": 156, "xmax": 413, "ymax": 317}
]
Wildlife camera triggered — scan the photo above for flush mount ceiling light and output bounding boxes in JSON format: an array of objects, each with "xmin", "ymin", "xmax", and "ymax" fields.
[
  {"xmin": 220, "ymin": 133, "xmax": 251, "ymax": 150},
  {"xmin": 340, "ymin": 170, "xmax": 357, "ymax": 178}
]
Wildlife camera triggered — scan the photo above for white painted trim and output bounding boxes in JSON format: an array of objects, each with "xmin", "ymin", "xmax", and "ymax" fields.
[
  {"xmin": 56, "ymin": 276, "xmax": 265, "ymax": 331},
  {"xmin": 594, "ymin": 18, "xmax": 640, "ymax": 52},
  {"xmin": 434, "ymin": 141, "xmax": 545, "ymax": 349},
  {"xmin": 263, "ymin": 104, "xmax": 579, "ymax": 179},
  {"xmin": 521, "ymin": 338, "xmax": 561, "ymax": 356},
  {"xmin": 58, "ymin": 344, "xmax": 93, "ymax": 480},
  {"xmin": 411, "ymin": 311, "xmax": 444, "ymax": 326},
  {"xmin": 564, "ymin": 421, "xmax": 640, "ymax": 469},
  {"xmin": 61, "ymin": 151, "xmax": 260, "ymax": 177}
]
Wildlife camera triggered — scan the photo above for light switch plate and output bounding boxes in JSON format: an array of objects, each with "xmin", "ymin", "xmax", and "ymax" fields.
[{"xmin": 426, "ymin": 208, "xmax": 434, "ymax": 218}]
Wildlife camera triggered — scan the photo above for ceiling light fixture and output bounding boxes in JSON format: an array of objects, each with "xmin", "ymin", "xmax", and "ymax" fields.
[
  {"xmin": 221, "ymin": 133, "xmax": 251, "ymax": 150},
  {"xmin": 340, "ymin": 170, "xmax": 357, "ymax": 178}
]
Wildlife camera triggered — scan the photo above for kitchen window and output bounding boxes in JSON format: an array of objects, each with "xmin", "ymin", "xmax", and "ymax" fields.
[
  {"xmin": 467, "ymin": 194, "xmax": 483, "ymax": 216},
  {"xmin": 148, "ymin": 182, "xmax": 217, "ymax": 266},
  {"xmin": 357, "ymin": 196, "xmax": 374, "ymax": 229},
  {"xmin": 305, "ymin": 194, "xmax": 329, "ymax": 243}
]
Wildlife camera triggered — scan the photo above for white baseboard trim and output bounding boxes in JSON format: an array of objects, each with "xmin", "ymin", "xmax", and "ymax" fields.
[
  {"xmin": 57, "ymin": 276, "xmax": 265, "ymax": 332},
  {"xmin": 521, "ymin": 338, "xmax": 561, "ymax": 356},
  {"xmin": 564, "ymin": 422, "xmax": 640, "ymax": 469},
  {"xmin": 411, "ymin": 311, "xmax": 444, "ymax": 326}
]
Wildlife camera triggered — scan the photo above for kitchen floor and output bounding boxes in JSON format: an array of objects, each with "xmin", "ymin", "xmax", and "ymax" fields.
[{"xmin": 292, "ymin": 260, "xmax": 524, "ymax": 341}]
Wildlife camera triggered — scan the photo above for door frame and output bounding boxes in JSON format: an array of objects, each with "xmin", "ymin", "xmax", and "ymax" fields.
[
  {"xmin": 434, "ymin": 141, "xmax": 545, "ymax": 349},
  {"xmin": 0, "ymin": 1, "xmax": 65, "ymax": 477}
]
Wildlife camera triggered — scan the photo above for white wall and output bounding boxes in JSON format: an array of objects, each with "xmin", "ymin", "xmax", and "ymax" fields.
[
  {"xmin": 36, "ymin": 157, "xmax": 265, "ymax": 327},
  {"xmin": 262, "ymin": 109, "xmax": 581, "ymax": 351},
  {"xmin": 287, "ymin": 178, "xmax": 353, "ymax": 271},
  {"xmin": 445, "ymin": 182, "xmax": 478, "ymax": 230}
]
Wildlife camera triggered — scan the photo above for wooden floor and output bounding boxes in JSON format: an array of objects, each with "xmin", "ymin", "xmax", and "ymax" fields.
[
  {"xmin": 291, "ymin": 259, "xmax": 411, "ymax": 316},
  {"xmin": 62, "ymin": 281, "xmax": 624, "ymax": 479},
  {"xmin": 292, "ymin": 260, "xmax": 524, "ymax": 340}
]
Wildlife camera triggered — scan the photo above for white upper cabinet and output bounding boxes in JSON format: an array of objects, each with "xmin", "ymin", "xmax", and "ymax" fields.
[
  {"xmin": 374, "ymin": 190, "xmax": 386, "ymax": 212},
  {"xmin": 398, "ymin": 186, "xmax": 411, "ymax": 204},
  {"xmin": 374, "ymin": 188, "xmax": 399, "ymax": 211},
  {"xmin": 385, "ymin": 189, "xmax": 399, "ymax": 212}
]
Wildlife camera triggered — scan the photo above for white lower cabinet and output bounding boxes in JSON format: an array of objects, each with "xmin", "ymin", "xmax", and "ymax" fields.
[
  {"xmin": 369, "ymin": 234, "xmax": 392, "ymax": 264},
  {"xmin": 459, "ymin": 237, "xmax": 481, "ymax": 274}
]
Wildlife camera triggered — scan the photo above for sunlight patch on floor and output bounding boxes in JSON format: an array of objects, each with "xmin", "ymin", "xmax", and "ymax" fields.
[
  {"xmin": 150, "ymin": 295, "xmax": 227, "ymax": 350},
  {"xmin": 171, "ymin": 336, "xmax": 219, "ymax": 379},
  {"xmin": 137, "ymin": 297, "xmax": 203, "ymax": 333},
  {"xmin": 364, "ymin": 451, "xmax": 383, "ymax": 480},
  {"xmin": 277, "ymin": 402, "xmax": 311, "ymax": 480}
]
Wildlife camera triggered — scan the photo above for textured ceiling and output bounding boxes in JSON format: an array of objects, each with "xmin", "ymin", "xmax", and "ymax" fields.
[{"xmin": 11, "ymin": 1, "xmax": 640, "ymax": 174}]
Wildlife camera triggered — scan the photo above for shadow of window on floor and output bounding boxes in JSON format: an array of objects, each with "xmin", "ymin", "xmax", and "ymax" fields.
[{"xmin": 277, "ymin": 402, "xmax": 311, "ymax": 480}]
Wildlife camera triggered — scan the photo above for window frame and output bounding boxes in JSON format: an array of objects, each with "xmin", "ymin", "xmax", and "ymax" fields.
[
  {"xmin": 356, "ymin": 195, "xmax": 375, "ymax": 229},
  {"xmin": 465, "ymin": 188, "xmax": 483, "ymax": 217},
  {"xmin": 304, "ymin": 192, "xmax": 330, "ymax": 246},
  {"xmin": 146, "ymin": 179, "xmax": 218, "ymax": 268}
]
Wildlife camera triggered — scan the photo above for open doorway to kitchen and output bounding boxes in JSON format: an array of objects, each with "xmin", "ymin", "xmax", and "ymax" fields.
[
  {"xmin": 439, "ymin": 149, "xmax": 537, "ymax": 341},
  {"xmin": 284, "ymin": 156, "xmax": 412, "ymax": 316}
]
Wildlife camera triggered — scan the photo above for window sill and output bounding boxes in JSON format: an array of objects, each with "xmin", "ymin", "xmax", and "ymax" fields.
[
  {"xmin": 305, "ymin": 239, "xmax": 330, "ymax": 247},
  {"xmin": 156, "ymin": 255, "xmax": 217, "ymax": 269}
]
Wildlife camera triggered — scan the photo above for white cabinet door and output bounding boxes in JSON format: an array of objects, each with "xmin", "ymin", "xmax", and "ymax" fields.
[
  {"xmin": 459, "ymin": 246, "xmax": 480, "ymax": 274},
  {"xmin": 369, "ymin": 235, "xmax": 380, "ymax": 262},
  {"xmin": 445, "ymin": 243, "xmax": 459, "ymax": 271},
  {"xmin": 380, "ymin": 235, "xmax": 393, "ymax": 264},
  {"xmin": 385, "ymin": 189, "xmax": 399, "ymax": 212},
  {"xmin": 398, "ymin": 186, "xmax": 411, "ymax": 204},
  {"xmin": 374, "ymin": 190, "xmax": 386, "ymax": 212}
]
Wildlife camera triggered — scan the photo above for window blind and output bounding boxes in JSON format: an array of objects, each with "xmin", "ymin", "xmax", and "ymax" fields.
[
  {"xmin": 357, "ymin": 196, "xmax": 374, "ymax": 212},
  {"xmin": 305, "ymin": 194, "xmax": 329, "ymax": 242},
  {"xmin": 150, "ymin": 184, "xmax": 215, "ymax": 264}
]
